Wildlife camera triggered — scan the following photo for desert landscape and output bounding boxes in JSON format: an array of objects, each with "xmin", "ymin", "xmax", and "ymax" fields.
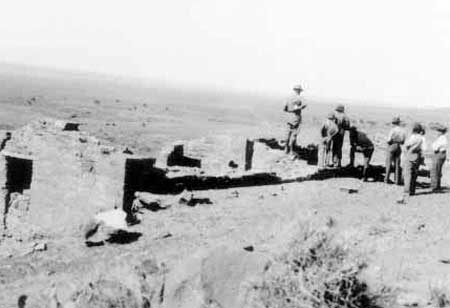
[{"xmin": 0, "ymin": 63, "xmax": 449, "ymax": 308}]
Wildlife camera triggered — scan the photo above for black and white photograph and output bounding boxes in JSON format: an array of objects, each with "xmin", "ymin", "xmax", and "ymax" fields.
[{"xmin": 0, "ymin": 1, "xmax": 449, "ymax": 307}]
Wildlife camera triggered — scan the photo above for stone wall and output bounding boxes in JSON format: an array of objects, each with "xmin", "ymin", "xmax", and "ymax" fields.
[{"xmin": 1, "ymin": 119, "xmax": 130, "ymax": 235}]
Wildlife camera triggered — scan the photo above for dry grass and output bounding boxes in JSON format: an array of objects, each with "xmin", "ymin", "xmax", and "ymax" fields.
[
  {"xmin": 430, "ymin": 284, "xmax": 450, "ymax": 307},
  {"xmin": 259, "ymin": 223, "xmax": 389, "ymax": 308}
]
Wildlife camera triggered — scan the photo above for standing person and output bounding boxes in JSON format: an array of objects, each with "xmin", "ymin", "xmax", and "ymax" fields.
[
  {"xmin": 332, "ymin": 104, "xmax": 350, "ymax": 167},
  {"xmin": 385, "ymin": 117, "xmax": 407, "ymax": 184},
  {"xmin": 319, "ymin": 112, "xmax": 339, "ymax": 169},
  {"xmin": 348, "ymin": 126, "xmax": 374, "ymax": 181},
  {"xmin": 397, "ymin": 123, "xmax": 427, "ymax": 204},
  {"xmin": 284, "ymin": 84, "xmax": 307, "ymax": 156},
  {"xmin": 430, "ymin": 125, "xmax": 448, "ymax": 192}
]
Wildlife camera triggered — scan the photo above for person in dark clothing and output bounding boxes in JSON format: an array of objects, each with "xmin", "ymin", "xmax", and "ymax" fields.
[
  {"xmin": 332, "ymin": 104, "xmax": 350, "ymax": 167},
  {"xmin": 385, "ymin": 117, "xmax": 406, "ymax": 184},
  {"xmin": 348, "ymin": 126, "xmax": 374, "ymax": 181}
]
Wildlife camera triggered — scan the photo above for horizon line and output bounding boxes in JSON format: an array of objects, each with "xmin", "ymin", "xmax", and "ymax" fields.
[{"xmin": 0, "ymin": 61, "xmax": 447, "ymax": 111}]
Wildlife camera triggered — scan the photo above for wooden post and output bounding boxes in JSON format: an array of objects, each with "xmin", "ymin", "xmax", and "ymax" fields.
[{"xmin": 245, "ymin": 139, "xmax": 254, "ymax": 171}]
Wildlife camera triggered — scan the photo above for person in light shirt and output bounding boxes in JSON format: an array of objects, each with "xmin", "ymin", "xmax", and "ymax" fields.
[
  {"xmin": 430, "ymin": 125, "xmax": 448, "ymax": 192},
  {"xmin": 397, "ymin": 123, "xmax": 427, "ymax": 204}
]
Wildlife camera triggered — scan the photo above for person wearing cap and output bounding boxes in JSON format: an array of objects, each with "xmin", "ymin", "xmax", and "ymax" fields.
[
  {"xmin": 430, "ymin": 124, "xmax": 448, "ymax": 192},
  {"xmin": 283, "ymin": 85, "xmax": 307, "ymax": 156},
  {"xmin": 385, "ymin": 116, "xmax": 407, "ymax": 185},
  {"xmin": 397, "ymin": 123, "xmax": 427, "ymax": 204},
  {"xmin": 319, "ymin": 112, "xmax": 339, "ymax": 169},
  {"xmin": 348, "ymin": 126, "xmax": 374, "ymax": 181},
  {"xmin": 331, "ymin": 104, "xmax": 350, "ymax": 167}
]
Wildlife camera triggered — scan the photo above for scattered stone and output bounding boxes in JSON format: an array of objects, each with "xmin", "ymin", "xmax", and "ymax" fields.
[
  {"xmin": 33, "ymin": 242, "xmax": 47, "ymax": 252},
  {"xmin": 123, "ymin": 147, "xmax": 134, "ymax": 154},
  {"xmin": 134, "ymin": 191, "xmax": 187, "ymax": 210},
  {"xmin": 339, "ymin": 187, "xmax": 359, "ymax": 194},
  {"xmin": 179, "ymin": 194, "xmax": 213, "ymax": 207},
  {"xmin": 243, "ymin": 245, "xmax": 254, "ymax": 252},
  {"xmin": 100, "ymin": 146, "xmax": 114, "ymax": 155},
  {"xmin": 229, "ymin": 190, "xmax": 239, "ymax": 198},
  {"xmin": 160, "ymin": 232, "xmax": 172, "ymax": 239},
  {"xmin": 228, "ymin": 160, "xmax": 238, "ymax": 169}
]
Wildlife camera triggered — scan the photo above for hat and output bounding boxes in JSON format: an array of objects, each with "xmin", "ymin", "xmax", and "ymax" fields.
[
  {"xmin": 391, "ymin": 116, "xmax": 401, "ymax": 125},
  {"xmin": 293, "ymin": 84, "xmax": 303, "ymax": 91},
  {"xmin": 335, "ymin": 104, "xmax": 345, "ymax": 112},
  {"xmin": 433, "ymin": 123, "xmax": 448, "ymax": 133},
  {"xmin": 412, "ymin": 122, "xmax": 423, "ymax": 134},
  {"xmin": 327, "ymin": 112, "xmax": 335, "ymax": 120}
]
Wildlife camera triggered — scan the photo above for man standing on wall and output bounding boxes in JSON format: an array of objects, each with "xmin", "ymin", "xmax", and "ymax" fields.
[{"xmin": 283, "ymin": 84, "xmax": 307, "ymax": 157}]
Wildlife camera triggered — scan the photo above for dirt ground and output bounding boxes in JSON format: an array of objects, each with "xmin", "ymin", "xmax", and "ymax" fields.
[{"xmin": 0, "ymin": 64, "xmax": 450, "ymax": 307}]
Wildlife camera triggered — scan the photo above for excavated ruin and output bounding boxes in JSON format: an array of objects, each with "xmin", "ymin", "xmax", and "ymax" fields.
[{"xmin": 0, "ymin": 119, "xmax": 391, "ymax": 240}]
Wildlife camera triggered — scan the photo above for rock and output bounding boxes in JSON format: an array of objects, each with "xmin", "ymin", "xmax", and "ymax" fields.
[
  {"xmin": 94, "ymin": 209, "xmax": 128, "ymax": 230},
  {"xmin": 33, "ymin": 242, "xmax": 47, "ymax": 252},
  {"xmin": 123, "ymin": 147, "xmax": 133, "ymax": 154},
  {"xmin": 84, "ymin": 209, "xmax": 132, "ymax": 246},
  {"xmin": 243, "ymin": 245, "xmax": 254, "ymax": 252},
  {"xmin": 339, "ymin": 187, "xmax": 359, "ymax": 194},
  {"xmin": 100, "ymin": 146, "xmax": 115, "ymax": 155}
]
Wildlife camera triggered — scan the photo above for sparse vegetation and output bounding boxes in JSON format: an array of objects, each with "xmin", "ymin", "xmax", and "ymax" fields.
[
  {"xmin": 259, "ymin": 223, "xmax": 389, "ymax": 308},
  {"xmin": 430, "ymin": 284, "xmax": 450, "ymax": 307}
]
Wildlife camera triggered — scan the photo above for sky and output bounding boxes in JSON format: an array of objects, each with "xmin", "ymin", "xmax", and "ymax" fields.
[{"xmin": 0, "ymin": 0, "xmax": 448, "ymax": 107}]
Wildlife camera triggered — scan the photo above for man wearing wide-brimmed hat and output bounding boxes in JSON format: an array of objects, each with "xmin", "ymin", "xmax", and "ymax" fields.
[
  {"xmin": 283, "ymin": 84, "xmax": 307, "ymax": 156},
  {"xmin": 331, "ymin": 104, "xmax": 350, "ymax": 167},
  {"xmin": 430, "ymin": 123, "xmax": 448, "ymax": 192},
  {"xmin": 385, "ymin": 116, "xmax": 406, "ymax": 185}
]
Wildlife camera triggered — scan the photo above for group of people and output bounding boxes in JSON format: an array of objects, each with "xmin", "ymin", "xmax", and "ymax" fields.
[{"xmin": 283, "ymin": 84, "xmax": 448, "ymax": 203}]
